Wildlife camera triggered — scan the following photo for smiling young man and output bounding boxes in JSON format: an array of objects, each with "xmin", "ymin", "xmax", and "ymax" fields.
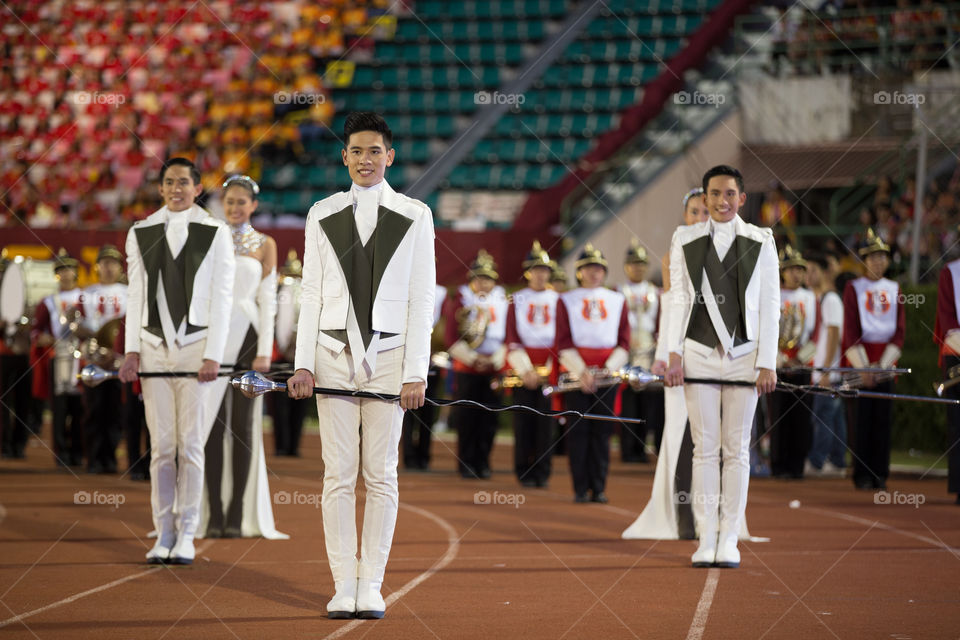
[
  {"xmin": 663, "ymin": 165, "xmax": 780, "ymax": 569},
  {"xmin": 286, "ymin": 112, "xmax": 436, "ymax": 620},
  {"xmin": 118, "ymin": 157, "xmax": 235, "ymax": 565}
]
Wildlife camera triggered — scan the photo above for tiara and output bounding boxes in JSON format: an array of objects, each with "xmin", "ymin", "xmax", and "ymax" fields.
[
  {"xmin": 222, "ymin": 174, "xmax": 261, "ymax": 195},
  {"xmin": 682, "ymin": 187, "xmax": 704, "ymax": 210}
]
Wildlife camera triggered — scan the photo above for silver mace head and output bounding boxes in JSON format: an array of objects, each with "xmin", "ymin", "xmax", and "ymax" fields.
[
  {"xmin": 231, "ymin": 370, "xmax": 284, "ymax": 399},
  {"xmin": 622, "ymin": 366, "xmax": 662, "ymax": 391},
  {"xmin": 77, "ymin": 364, "xmax": 116, "ymax": 387}
]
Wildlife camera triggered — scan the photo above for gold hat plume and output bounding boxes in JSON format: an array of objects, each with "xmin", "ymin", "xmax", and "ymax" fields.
[
  {"xmin": 468, "ymin": 249, "xmax": 499, "ymax": 280},
  {"xmin": 549, "ymin": 260, "xmax": 567, "ymax": 282},
  {"xmin": 574, "ymin": 242, "xmax": 608, "ymax": 270},
  {"xmin": 624, "ymin": 238, "xmax": 648, "ymax": 264},
  {"xmin": 54, "ymin": 248, "xmax": 79, "ymax": 272},
  {"xmin": 522, "ymin": 240, "xmax": 552, "ymax": 270},
  {"xmin": 778, "ymin": 244, "xmax": 807, "ymax": 270},
  {"xmin": 858, "ymin": 227, "xmax": 891, "ymax": 257}
]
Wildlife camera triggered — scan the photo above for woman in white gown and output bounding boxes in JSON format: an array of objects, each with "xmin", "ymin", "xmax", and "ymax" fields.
[
  {"xmin": 202, "ymin": 174, "xmax": 286, "ymax": 540},
  {"xmin": 622, "ymin": 189, "xmax": 761, "ymax": 542}
]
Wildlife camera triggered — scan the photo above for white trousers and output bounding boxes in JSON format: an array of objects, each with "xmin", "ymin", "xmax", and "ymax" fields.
[
  {"xmin": 683, "ymin": 342, "xmax": 758, "ymax": 540},
  {"xmin": 140, "ymin": 340, "xmax": 216, "ymax": 545},
  {"xmin": 315, "ymin": 344, "xmax": 404, "ymax": 585}
]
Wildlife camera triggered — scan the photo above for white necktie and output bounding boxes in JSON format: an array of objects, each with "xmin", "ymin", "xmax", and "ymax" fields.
[
  {"xmin": 167, "ymin": 214, "xmax": 189, "ymax": 256},
  {"xmin": 712, "ymin": 221, "xmax": 734, "ymax": 260},
  {"xmin": 355, "ymin": 190, "xmax": 378, "ymax": 246}
]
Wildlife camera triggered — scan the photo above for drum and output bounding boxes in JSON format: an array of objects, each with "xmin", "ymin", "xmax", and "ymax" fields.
[{"xmin": 0, "ymin": 258, "xmax": 58, "ymax": 354}]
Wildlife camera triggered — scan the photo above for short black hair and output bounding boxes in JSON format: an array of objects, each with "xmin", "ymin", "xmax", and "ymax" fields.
[
  {"xmin": 343, "ymin": 112, "xmax": 393, "ymax": 148},
  {"xmin": 702, "ymin": 165, "xmax": 745, "ymax": 194},
  {"xmin": 160, "ymin": 157, "xmax": 201, "ymax": 185}
]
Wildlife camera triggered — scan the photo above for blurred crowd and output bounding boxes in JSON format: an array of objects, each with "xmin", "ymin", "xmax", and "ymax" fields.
[
  {"xmin": 0, "ymin": 0, "xmax": 406, "ymax": 229},
  {"xmin": 768, "ymin": 0, "xmax": 954, "ymax": 76}
]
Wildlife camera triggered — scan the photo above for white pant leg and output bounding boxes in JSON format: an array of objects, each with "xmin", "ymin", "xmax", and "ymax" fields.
[
  {"xmin": 718, "ymin": 354, "xmax": 758, "ymax": 538},
  {"xmin": 684, "ymin": 346, "xmax": 723, "ymax": 539},
  {"xmin": 140, "ymin": 344, "xmax": 177, "ymax": 547},
  {"xmin": 172, "ymin": 340, "xmax": 213, "ymax": 541},
  {"xmin": 358, "ymin": 346, "xmax": 404, "ymax": 583},
  {"xmin": 316, "ymin": 345, "xmax": 362, "ymax": 584}
]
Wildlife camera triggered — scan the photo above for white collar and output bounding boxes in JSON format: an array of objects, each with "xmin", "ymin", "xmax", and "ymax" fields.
[{"xmin": 351, "ymin": 181, "xmax": 385, "ymax": 194}]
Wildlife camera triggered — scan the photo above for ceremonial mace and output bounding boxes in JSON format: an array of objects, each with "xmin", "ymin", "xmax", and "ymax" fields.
[
  {"xmin": 76, "ymin": 363, "xmax": 286, "ymax": 387},
  {"xmin": 230, "ymin": 371, "xmax": 648, "ymax": 425},
  {"xmin": 614, "ymin": 367, "xmax": 960, "ymax": 406}
]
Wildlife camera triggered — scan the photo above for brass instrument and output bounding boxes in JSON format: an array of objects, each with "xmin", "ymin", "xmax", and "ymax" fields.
[
  {"xmin": 935, "ymin": 363, "xmax": 960, "ymax": 397},
  {"xmin": 778, "ymin": 302, "xmax": 805, "ymax": 352},
  {"xmin": 77, "ymin": 317, "xmax": 124, "ymax": 370},
  {"xmin": 491, "ymin": 365, "xmax": 550, "ymax": 391},
  {"xmin": 455, "ymin": 303, "xmax": 490, "ymax": 349}
]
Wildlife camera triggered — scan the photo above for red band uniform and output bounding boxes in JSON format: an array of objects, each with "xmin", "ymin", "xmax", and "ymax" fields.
[
  {"xmin": 842, "ymin": 229, "xmax": 905, "ymax": 490},
  {"xmin": 554, "ymin": 244, "xmax": 630, "ymax": 503}
]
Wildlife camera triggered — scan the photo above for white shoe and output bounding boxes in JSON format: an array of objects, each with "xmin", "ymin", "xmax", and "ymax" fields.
[
  {"xmin": 145, "ymin": 541, "xmax": 171, "ymax": 565},
  {"xmin": 327, "ymin": 579, "xmax": 358, "ymax": 619},
  {"xmin": 804, "ymin": 459, "xmax": 822, "ymax": 477},
  {"xmin": 714, "ymin": 534, "xmax": 740, "ymax": 569},
  {"xmin": 691, "ymin": 532, "xmax": 717, "ymax": 568},
  {"xmin": 356, "ymin": 580, "xmax": 385, "ymax": 619},
  {"xmin": 821, "ymin": 461, "xmax": 846, "ymax": 478},
  {"xmin": 169, "ymin": 537, "xmax": 195, "ymax": 565}
]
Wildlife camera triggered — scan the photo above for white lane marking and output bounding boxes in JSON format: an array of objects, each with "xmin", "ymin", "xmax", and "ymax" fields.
[
  {"xmin": 686, "ymin": 568, "xmax": 721, "ymax": 640},
  {"xmin": 321, "ymin": 502, "xmax": 460, "ymax": 640},
  {"xmin": 0, "ymin": 541, "xmax": 215, "ymax": 628},
  {"xmin": 805, "ymin": 506, "xmax": 960, "ymax": 552}
]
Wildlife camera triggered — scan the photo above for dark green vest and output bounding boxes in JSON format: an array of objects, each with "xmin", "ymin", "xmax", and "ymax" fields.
[
  {"xmin": 682, "ymin": 234, "xmax": 762, "ymax": 349},
  {"xmin": 134, "ymin": 223, "xmax": 217, "ymax": 343},
  {"xmin": 318, "ymin": 204, "xmax": 412, "ymax": 348}
]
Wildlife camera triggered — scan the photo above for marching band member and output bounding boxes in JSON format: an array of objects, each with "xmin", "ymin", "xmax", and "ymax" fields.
[
  {"xmin": 272, "ymin": 250, "xmax": 308, "ymax": 457},
  {"xmin": 934, "ymin": 250, "xmax": 960, "ymax": 504},
  {"xmin": 445, "ymin": 250, "xmax": 508, "ymax": 479},
  {"xmin": 549, "ymin": 260, "xmax": 568, "ymax": 293},
  {"xmin": 664, "ymin": 165, "xmax": 779, "ymax": 568},
  {"xmin": 555, "ymin": 243, "xmax": 630, "ymax": 503},
  {"xmin": 78, "ymin": 245, "xmax": 127, "ymax": 474},
  {"xmin": 770, "ymin": 245, "xmax": 816, "ymax": 479},
  {"xmin": 202, "ymin": 174, "xmax": 285, "ymax": 540},
  {"xmin": 843, "ymin": 228, "xmax": 905, "ymax": 491},
  {"xmin": 505, "ymin": 241, "xmax": 558, "ymax": 488},
  {"xmin": 31, "ymin": 250, "xmax": 85, "ymax": 468},
  {"xmin": 401, "ymin": 282, "xmax": 447, "ymax": 470},
  {"xmin": 618, "ymin": 239, "xmax": 661, "ymax": 462},
  {"xmin": 118, "ymin": 157, "xmax": 236, "ymax": 565}
]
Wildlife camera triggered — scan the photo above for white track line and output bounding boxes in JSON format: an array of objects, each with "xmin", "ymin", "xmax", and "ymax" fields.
[
  {"xmin": 685, "ymin": 568, "xmax": 720, "ymax": 640},
  {"xmin": 0, "ymin": 540, "xmax": 214, "ymax": 629},
  {"xmin": 805, "ymin": 506, "xmax": 960, "ymax": 552},
  {"xmin": 321, "ymin": 502, "xmax": 460, "ymax": 640}
]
